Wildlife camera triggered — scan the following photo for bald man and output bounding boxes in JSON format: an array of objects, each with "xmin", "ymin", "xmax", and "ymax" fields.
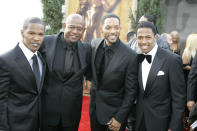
[{"xmin": 39, "ymin": 14, "xmax": 91, "ymax": 131}]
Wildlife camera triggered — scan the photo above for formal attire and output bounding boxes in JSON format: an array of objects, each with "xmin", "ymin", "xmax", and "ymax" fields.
[
  {"xmin": 89, "ymin": 38, "xmax": 138, "ymax": 131},
  {"xmin": 0, "ymin": 42, "xmax": 45, "ymax": 131},
  {"xmin": 39, "ymin": 32, "xmax": 91, "ymax": 131},
  {"xmin": 136, "ymin": 44, "xmax": 186, "ymax": 131},
  {"xmin": 188, "ymin": 54, "xmax": 197, "ymax": 129}
]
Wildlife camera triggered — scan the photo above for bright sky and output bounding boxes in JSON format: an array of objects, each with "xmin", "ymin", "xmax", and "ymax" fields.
[{"xmin": 0, "ymin": 0, "xmax": 43, "ymax": 54}]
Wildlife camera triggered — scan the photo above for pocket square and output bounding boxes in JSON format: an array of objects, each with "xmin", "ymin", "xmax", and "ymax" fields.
[{"xmin": 157, "ymin": 70, "xmax": 165, "ymax": 76}]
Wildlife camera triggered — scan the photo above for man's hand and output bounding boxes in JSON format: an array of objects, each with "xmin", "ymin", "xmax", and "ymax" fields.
[
  {"xmin": 187, "ymin": 101, "xmax": 195, "ymax": 111},
  {"xmin": 168, "ymin": 129, "xmax": 172, "ymax": 131},
  {"xmin": 107, "ymin": 117, "xmax": 121, "ymax": 131}
]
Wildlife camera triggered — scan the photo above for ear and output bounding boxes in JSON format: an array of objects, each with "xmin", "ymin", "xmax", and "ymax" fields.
[
  {"xmin": 62, "ymin": 23, "xmax": 66, "ymax": 31},
  {"xmin": 21, "ymin": 30, "xmax": 24, "ymax": 38}
]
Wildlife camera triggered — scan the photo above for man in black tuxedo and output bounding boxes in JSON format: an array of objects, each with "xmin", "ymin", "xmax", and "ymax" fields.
[
  {"xmin": 135, "ymin": 21, "xmax": 186, "ymax": 131},
  {"xmin": 0, "ymin": 17, "xmax": 45, "ymax": 131},
  {"xmin": 89, "ymin": 13, "xmax": 138, "ymax": 131},
  {"xmin": 39, "ymin": 14, "xmax": 91, "ymax": 131}
]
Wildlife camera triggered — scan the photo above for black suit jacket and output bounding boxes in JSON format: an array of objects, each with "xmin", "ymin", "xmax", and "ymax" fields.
[
  {"xmin": 0, "ymin": 44, "xmax": 46, "ymax": 131},
  {"xmin": 39, "ymin": 32, "xmax": 91, "ymax": 127},
  {"xmin": 89, "ymin": 38, "xmax": 138, "ymax": 125},
  {"xmin": 188, "ymin": 54, "xmax": 197, "ymax": 124},
  {"xmin": 136, "ymin": 47, "xmax": 186, "ymax": 131}
]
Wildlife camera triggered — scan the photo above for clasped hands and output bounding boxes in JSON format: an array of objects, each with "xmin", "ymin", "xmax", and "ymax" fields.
[{"xmin": 107, "ymin": 117, "xmax": 121, "ymax": 131}]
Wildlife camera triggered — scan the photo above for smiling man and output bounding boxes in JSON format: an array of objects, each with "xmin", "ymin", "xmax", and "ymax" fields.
[
  {"xmin": 0, "ymin": 17, "xmax": 45, "ymax": 131},
  {"xmin": 89, "ymin": 13, "xmax": 138, "ymax": 131},
  {"xmin": 136, "ymin": 21, "xmax": 186, "ymax": 131},
  {"xmin": 39, "ymin": 14, "xmax": 91, "ymax": 131}
]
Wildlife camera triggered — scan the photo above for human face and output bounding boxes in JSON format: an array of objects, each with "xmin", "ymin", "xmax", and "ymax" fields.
[
  {"xmin": 102, "ymin": 17, "xmax": 120, "ymax": 46},
  {"xmin": 137, "ymin": 27, "xmax": 157, "ymax": 54},
  {"xmin": 63, "ymin": 17, "xmax": 85, "ymax": 45},
  {"xmin": 21, "ymin": 23, "xmax": 44, "ymax": 53},
  {"xmin": 171, "ymin": 34, "xmax": 179, "ymax": 44}
]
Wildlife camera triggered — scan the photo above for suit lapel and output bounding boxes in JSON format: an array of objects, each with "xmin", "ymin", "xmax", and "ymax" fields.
[
  {"xmin": 37, "ymin": 51, "xmax": 46, "ymax": 94},
  {"xmin": 14, "ymin": 45, "xmax": 37, "ymax": 91},
  {"xmin": 138, "ymin": 63, "xmax": 144, "ymax": 91},
  {"xmin": 77, "ymin": 41, "xmax": 86, "ymax": 69},
  {"xmin": 144, "ymin": 47, "xmax": 165, "ymax": 96},
  {"xmin": 92, "ymin": 38, "xmax": 104, "ymax": 84},
  {"xmin": 102, "ymin": 40, "xmax": 122, "ymax": 76},
  {"xmin": 45, "ymin": 35, "xmax": 58, "ymax": 71}
]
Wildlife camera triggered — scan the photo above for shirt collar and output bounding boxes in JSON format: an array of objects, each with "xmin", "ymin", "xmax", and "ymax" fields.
[
  {"xmin": 19, "ymin": 41, "xmax": 38, "ymax": 61},
  {"xmin": 103, "ymin": 39, "xmax": 120, "ymax": 53},
  {"xmin": 60, "ymin": 32, "xmax": 77, "ymax": 51}
]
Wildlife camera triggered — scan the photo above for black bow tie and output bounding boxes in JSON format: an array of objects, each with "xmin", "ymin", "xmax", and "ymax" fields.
[{"xmin": 138, "ymin": 54, "xmax": 152, "ymax": 64}]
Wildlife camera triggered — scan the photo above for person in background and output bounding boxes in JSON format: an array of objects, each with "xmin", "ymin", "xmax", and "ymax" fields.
[
  {"xmin": 127, "ymin": 31, "xmax": 136, "ymax": 42},
  {"xmin": 89, "ymin": 13, "xmax": 138, "ymax": 131},
  {"xmin": 39, "ymin": 14, "xmax": 91, "ymax": 131},
  {"xmin": 170, "ymin": 30, "xmax": 180, "ymax": 55},
  {"xmin": 136, "ymin": 21, "xmax": 186, "ymax": 131},
  {"xmin": 161, "ymin": 33, "xmax": 172, "ymax": 45},
  {"xmin": 182, "ymin": 33, "xmax": 197, "ymax": 131},
  {"xmin": 0, "ymin": 17, "xmax": 45, "ymax": 131}
]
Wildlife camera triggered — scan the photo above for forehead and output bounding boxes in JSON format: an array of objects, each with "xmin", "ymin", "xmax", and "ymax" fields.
[
  {"xmin": 137, "ymin": 27, "xmax": 154, "ymax": 36},
  {"xmin": 25, "ymin": 23, "xmax": 44, "ymax": 32},
  {"xmin": 66, "ymin": 17, "xmax": 84, "ymax": 26},
  {"xmin": 103, "ymin": 17, "xmax": 120, "ymax": 26}
]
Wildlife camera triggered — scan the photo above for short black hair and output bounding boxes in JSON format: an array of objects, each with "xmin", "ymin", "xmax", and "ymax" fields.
[
  {"xmin": 101, "ymin": 13, "xmax": 120, "ymax": 25},
  {"xmin": 136, "ymin": 21, "xmax": 157, "ymax": 35},
  {"xmin": 143, "ymin": 14, "xmax": 156, "ymax": 25},
  {"xmin": 127, "ymin": 31, "xmax": 135, "ymax": 41},
  {"xmin": 23, "ymin": 17, "xmax": 45, "ymax": 30}
]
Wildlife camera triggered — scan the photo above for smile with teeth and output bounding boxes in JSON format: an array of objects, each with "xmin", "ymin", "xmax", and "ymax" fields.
[{"xmin": 32, "ymin": 43, "xmax": 40, "ymax": 47}]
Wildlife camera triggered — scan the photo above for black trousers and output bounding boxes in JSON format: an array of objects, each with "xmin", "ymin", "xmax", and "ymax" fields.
[
  {"xmin": 138, "ymin": 114, "xmax": 147, "ymax": 131},
  {"xmin": 90, "ymin": 111, "xmax": 126, "ymax": 131},
  {"xmin": 42, "ymin": 117, "xmax": 78, "ymax": 131}
]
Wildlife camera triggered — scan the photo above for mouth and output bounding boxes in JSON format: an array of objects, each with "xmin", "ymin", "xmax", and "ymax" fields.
[
  {"xmin": 32, "ymin": 43, "xmax": 41, "ymax": 47},
  {"xmin": 108, "ymin": 35, "xmax": 117, "ymax": 40}
]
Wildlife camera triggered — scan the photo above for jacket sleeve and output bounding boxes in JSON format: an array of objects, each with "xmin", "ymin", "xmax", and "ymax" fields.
[
  {"xmin": 0, "ymin": 58, "xmax": 10, "ymax": 130},
  {"xmin": 168, "ymin": 56, "xmax": 186, "ymax": 130},
  {"xmin": 114, "ymin": 52, "xmax": 138, "ymax": 123},
  {"xmin": 187, "ymin": 54, "xmax": 197, "ymax": 101}
]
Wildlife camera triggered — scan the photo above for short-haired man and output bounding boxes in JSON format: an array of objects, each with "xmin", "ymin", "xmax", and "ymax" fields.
[
  {"xmin": 136, "ymin": 21, "xmax": 186, "ymax": 131},
  {"xmin": 39, "ymin": 14, "xmax": 91, "ymax": 131},
  {"xmin": 89, "ymin": 13, "xmax": 138, "ymax": 131},
  {"xmin": 0, "ymin": 17, "xmax": 45, "ymax": 131}
]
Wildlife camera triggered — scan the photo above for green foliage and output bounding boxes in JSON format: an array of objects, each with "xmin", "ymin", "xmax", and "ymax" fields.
[
  {"xmin": 130, "ymin": 0, "xmax": 165, "ymax": 34},
  {"xmin": 42, "ymin": 0, "xmax": 65, "ymax": 34}
]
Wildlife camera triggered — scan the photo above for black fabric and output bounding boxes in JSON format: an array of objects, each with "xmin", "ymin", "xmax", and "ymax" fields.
[
  {"xmin": 138, "ymin": 54, "xmax": 152, "ymax": 64},
  {"xmin": 32, "ymin": 54, "xmax": 40, "ymax": 89},
  {"xmin": 95, "ymin": 42, "xmax": 105, "ymax": 82},
  {"xmin": 90, "ymin": 111, "xmax": 126, "ymax": 131},
  {"xmin": 64, "ymin": 46, "xmax": 74, "ymax": 78},
  {"xmin": 53, "ymin": 33, "xmax": 80, "ymax": 81},
  {"xmin": 95, "ymin": 40, "xmax": 119, "ymax": 82}
]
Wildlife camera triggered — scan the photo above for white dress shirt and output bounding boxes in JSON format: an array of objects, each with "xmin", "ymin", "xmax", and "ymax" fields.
[
  {"xmin": 141, "ymin": 43, "xmax": 158, "ymax": 90},
  {"xmin": 19, "ymin": 42, "xmax": 43, "ymax": 80}
]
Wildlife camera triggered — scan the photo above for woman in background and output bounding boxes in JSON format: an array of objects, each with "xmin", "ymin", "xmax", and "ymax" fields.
[{"xmin": 182, "ymin": 33, "xmax": 197, "ymax": 131}]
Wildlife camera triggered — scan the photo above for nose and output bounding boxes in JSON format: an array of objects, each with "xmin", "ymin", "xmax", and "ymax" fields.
[
  {"xmin": 33, "ymin": 35, "xmax": 41, "ymax": 42},
  {"xmin": 72, "ymin": 28, "xmax": 78, "ymax": 34}
]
